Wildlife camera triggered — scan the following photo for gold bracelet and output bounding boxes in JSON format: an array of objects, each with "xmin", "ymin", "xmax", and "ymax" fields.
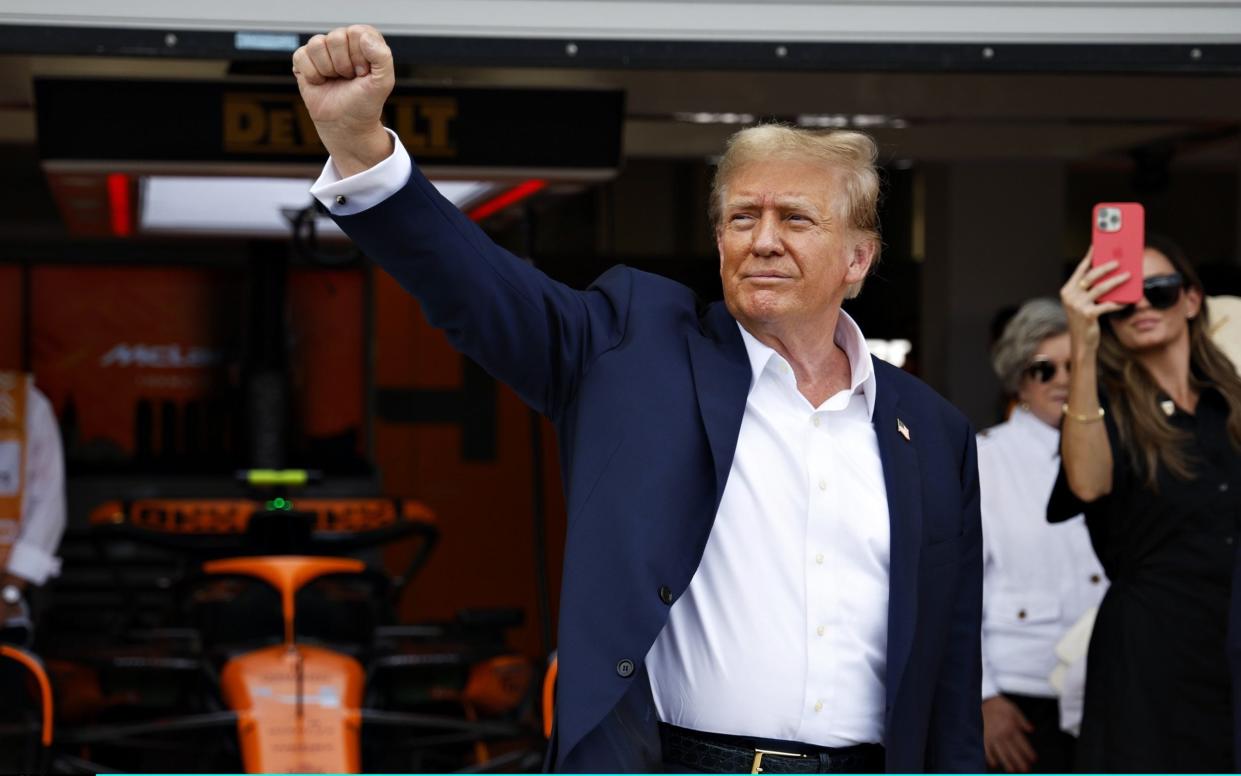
[{"xmin": 1062, "ymin": 404, "xmax": 1105, "ymax": 423}]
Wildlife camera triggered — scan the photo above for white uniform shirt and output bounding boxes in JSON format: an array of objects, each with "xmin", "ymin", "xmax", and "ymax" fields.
[
  {"xmin": 3, "ymin": 381, "xmax": 66, "ymax": 586},
  {"xmin": 646, "ymin": 320, "xmax": 889, "ymax": 747},
  {"xmin": 977, "ymin": 407, "xmax": 1106, "ymax": 700},
  {"xmin": 314, "ymin": 136, "xmax": 892, "ymax": 746}
]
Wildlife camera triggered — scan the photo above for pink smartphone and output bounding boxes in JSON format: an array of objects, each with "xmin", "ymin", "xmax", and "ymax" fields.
[{"xmin": 1091, "ymin": 202, "xmax": 1145, "ymax": 304}]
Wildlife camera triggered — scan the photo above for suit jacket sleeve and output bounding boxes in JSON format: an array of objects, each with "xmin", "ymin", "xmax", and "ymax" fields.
[
  {"xmin": 331, "ymin": 162, "xmax": 629, "ymax": 420},
  {"xmin": 927, "ymin": 424, "xmax": 985, "ymax": 772}
]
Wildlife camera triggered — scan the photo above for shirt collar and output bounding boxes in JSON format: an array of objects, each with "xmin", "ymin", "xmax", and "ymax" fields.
[
  {"xmin": 736, "ymin": 310, "xmax": 877, "ymax": 419},
  {"xmin": 1009, "ymin": 404, "xmax": 1061, "ymax": 458}
]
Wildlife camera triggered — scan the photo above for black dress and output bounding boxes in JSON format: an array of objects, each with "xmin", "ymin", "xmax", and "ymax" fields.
[{"xmin": 1048, "ymin": 387, "xmax": 1239, "ymax": 773}]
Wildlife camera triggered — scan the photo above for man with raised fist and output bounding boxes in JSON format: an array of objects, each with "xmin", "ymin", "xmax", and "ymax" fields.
[{"xmin": 294, "ymin": 26, "xmax": 983, "ymax": 774}]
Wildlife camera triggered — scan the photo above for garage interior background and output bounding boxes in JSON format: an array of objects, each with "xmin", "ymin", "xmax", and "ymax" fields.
[{"xmin": 1, "ymin": 1, "xmax": 1241, "ymax": 659}]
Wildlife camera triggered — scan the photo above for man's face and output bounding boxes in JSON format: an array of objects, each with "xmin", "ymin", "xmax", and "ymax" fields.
[{"xmin": 717, "ymin": 158, "xmax": 873, "ymax": 332}]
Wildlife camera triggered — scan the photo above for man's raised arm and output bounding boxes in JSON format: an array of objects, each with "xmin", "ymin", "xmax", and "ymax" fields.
[{"xmin": 291, "ymin": 27, "xmax": 629, "ymax": 421}]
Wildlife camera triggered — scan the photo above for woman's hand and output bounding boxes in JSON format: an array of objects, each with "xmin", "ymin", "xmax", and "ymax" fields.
[
  {"xmin": 1059, "ymin": 248, "xmax": 1119, "ymax": 502},
  {"xmin": 1059, "ymin": 250, "xmax": 1128, "ymax": 355},
  {"xmin": 983, "ymin": 696, "xmax": 1038, "ymax": 773}
]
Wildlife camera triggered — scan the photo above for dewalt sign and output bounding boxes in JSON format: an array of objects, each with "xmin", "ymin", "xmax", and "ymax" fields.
[
  {"xmin": 223, "ymin": 93, "xmax": 458, "ymax": 158},
  {"xmin": 37, "ymin": 78, "xmax": 623, "ymax": 176}
]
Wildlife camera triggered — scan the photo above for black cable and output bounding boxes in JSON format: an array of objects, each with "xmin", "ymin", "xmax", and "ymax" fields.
[{"xmin": 288, "ymin": 201, "xmax": 362, "ymax": 266}]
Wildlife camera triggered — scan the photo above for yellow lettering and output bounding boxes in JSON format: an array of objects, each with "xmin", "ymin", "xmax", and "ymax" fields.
[
  {"xmin": 223, "ymin": 93, "xmax": 454, "ymax": 157},
  {"xmin": 268, "ymin": 109, "xmax": 295, "ymax": 148},
  {"xmin": 224, "ymin": 98, "xmax": 267, "ymax": 150},
  {"xmin": 420, "ymin": 99, "xmax": 457, "ymax": 150}
]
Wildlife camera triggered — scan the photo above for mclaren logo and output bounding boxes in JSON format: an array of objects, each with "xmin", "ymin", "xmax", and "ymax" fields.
[{"xmin": 100, "ymin": 344, "xmax": 222, "ymax": 369}]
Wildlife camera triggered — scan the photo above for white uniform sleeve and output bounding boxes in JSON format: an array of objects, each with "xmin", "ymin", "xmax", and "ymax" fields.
[
  {"xmin": 7, "ymin": 385, "xmax": 65, "ymax": 585},
  {"xmin": 309, "ymin": 128, "xmax": 411, "ymax": 216}
]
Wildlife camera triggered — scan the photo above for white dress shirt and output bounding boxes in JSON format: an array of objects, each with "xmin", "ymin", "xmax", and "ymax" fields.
[
  {"xmin": 646, "ymin": 318, "xmax": 889, "ymax": 747},
  {"xmin": 314, "ymin": 136, "xmax": 891, "ymax": 747},
  {"xmin": 977, "ymin": 407, "xmax": 1105, "ymax": 700},
  {"xmin": 3, "ymin": 381, "xmax": 66, "ymax": 586}
]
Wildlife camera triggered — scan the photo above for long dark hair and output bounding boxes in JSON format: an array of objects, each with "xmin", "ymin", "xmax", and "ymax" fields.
[{"xmin": 1097, "ymin": 235, "xmax": 1241, "ymax": 487}]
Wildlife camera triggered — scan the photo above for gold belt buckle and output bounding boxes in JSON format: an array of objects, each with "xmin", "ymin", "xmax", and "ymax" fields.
[{"xmin": 751, "ymin": 748, "xmax": 808, "ymax": 774}]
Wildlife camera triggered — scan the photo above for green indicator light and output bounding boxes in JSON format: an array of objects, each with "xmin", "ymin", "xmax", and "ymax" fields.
[
  {"xmin": 265, "ymin": 497, "xmax": 292, "ymax": 511},
  {"xmin": 248, "ymin": 469, "xmax": 309, "ymax": 486}
]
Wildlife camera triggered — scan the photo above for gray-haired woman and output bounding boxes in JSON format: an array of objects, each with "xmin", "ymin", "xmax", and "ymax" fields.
[{"xmin": 978, "ymin": 299, "xmax": 1106, "ymax": 773}]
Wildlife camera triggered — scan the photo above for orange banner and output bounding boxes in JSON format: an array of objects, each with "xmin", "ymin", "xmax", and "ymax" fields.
[
  {"xmin": 31, "ymin": 265, "xmax": 241, "ymax": 462},
  {"xmin": 30, "ymin": 265, "xmax": 366, "ymax": 468}
]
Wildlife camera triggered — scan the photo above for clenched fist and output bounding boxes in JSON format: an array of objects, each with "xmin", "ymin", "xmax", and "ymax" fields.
[{"xmin": 293, "ymin": 24, "xmax": 396, "ymax": 177}]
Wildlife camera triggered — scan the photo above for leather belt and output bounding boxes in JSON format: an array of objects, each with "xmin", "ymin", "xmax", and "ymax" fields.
[{"xmin": 659, "ymin": 723, "xmax": 885, "ymax": 774}]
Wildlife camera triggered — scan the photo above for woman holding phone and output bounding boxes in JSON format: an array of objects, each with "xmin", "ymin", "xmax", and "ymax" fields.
[{"xmin": 1054, "ymin": 236, "xmax": 1241, "ymax": 771}]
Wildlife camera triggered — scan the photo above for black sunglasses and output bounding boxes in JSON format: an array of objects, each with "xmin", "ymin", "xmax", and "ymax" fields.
[
  {"xmin": 1108, "ymin": 273, "xmax": 1185, "ymax": 320},
  {"xmin": 1023, "ymin": 356, "xmax": 1071, "ymax": 384}
]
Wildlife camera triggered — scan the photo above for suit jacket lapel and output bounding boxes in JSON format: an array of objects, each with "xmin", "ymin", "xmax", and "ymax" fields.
[
  {"xmin": 871, "ymin": 361, "xmax": 924, "ymax": 716},
  {"xmin": 687, "ymin": 302, "xmax": 751, "ymax": 510}
]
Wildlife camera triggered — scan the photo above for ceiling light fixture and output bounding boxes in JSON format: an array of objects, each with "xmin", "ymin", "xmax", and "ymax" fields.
[
  {"xmin": 136, "ymin": 176, "xmax": 507, "ymax": 237},
  {"xmin": 797, "ymin": 114, "xmax": 909, "ymax": 129},
  {"xmin": 673, "ymin": 112, "xmax": 757, "ymax": 125}
]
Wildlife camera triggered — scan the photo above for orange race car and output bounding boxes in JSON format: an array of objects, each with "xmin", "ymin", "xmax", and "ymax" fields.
[{"xmin": 1, "ymin": 479, "xmax": 543, "ymax": 774}]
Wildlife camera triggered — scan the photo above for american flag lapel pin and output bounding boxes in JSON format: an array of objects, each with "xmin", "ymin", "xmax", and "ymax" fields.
[{"xmin": 897, "ymin": 418, "xmax": 911, "ymax": 442}]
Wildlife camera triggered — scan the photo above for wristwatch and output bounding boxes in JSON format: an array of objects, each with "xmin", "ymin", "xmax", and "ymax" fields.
[{"xmin": 0, "ymin": 584, "xmax": 21, "ymax": 606}]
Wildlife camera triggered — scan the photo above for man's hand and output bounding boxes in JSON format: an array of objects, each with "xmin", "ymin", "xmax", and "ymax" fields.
[
  {"xmin": 292, "ymin": 25, "xmax": 396, "ymax": 177},
  {"xmin": 982, "ymin": 695, "xmax": 1037, "ymax": 773}
]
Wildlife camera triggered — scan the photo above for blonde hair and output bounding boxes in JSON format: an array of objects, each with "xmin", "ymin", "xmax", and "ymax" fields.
[
  {"xmin": 1097, "ymin": 237, "xmax": 1241, "ymax": 488},
  {"xmin": 709, "ymin": 124, "xmax": 882, "ymax": 298}
]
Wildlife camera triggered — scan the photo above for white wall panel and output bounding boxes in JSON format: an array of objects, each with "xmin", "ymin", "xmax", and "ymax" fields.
[{"xmin": 3, "ymin": 0, "xmax": 1241, "ymax": 44}]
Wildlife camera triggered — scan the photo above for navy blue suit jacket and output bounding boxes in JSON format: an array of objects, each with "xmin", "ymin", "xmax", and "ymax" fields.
[{"xmin": 334, "ymin": 164, "xmax": 984, "ymax": 773}]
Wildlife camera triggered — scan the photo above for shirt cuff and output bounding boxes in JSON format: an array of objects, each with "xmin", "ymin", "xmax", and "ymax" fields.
[
  {"xmin": 5, "ymin": 540, "xmax": 62, "ymax": 586},
  {"xmin": 309, "ymin": 127, "xmax": 411, "ymax": 216}
]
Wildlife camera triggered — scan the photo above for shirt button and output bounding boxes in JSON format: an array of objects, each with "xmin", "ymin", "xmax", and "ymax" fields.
[
  {"xmin": 1017, "ymin": 609, "xmax": 1027, "ymax": 620},
  {"xmin": 814, "ymin": 700, "xmax": 824, "ymax": 713},
  {"xmin": 816, "ymin": 625, "xmax": 825, "ymax": 637},
  {"xmin": 1221, "ymin": 483, "xmax": 1230, "ymax": 493},
  {"xmin": 616, "ymin": 659, "xmax": 635, "ymax": 678},
  {"xmin": 658, "ymin": 585, "xmax": 674, "ymax": 605},
  {"xmin": 335, "ymin": 194, "xmax": 347, "ymax": 206},
  {"xmin": 1227, "ymin": 536, "xmax": 1236, "ymax": 546},
  {"xmin": 1090, "ymin": 574, "xmax": 1101, "ymax": 584},
  {"xmin": 815, "ymin": 553, "xmax": 824, "ymax": 565},
  {"xmin": 812, "ymin": 416, "xmax": 821, "ymax": 428},
  {"xmin": 818, "ymin": 479, "xmax": 827, "ymax": 491}
]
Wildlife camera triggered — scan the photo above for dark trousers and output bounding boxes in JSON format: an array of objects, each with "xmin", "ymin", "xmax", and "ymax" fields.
[{"xmin": 987, "ymin": 693, "xmax": 1077, "ymax": 774}]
